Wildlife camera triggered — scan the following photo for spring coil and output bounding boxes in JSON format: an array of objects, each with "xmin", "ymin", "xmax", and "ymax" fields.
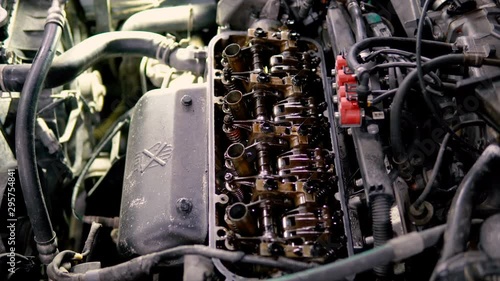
[
  {"xmin": 224, "ymin": 125, "xmax": 242, "ymax": 143},
  {"xmin": 223, "ymin": 78, "xmax": 238, "ymax": 92},
  {"xmin": 231, "ymin": 187, "xmax": 245, "ymax": 202},
  {"xmin": 223, "ymin": 115, "xmax": 242, "ymax": 143},
  {"xmin": 222, "ymin": 67, "xmax": 237, "ymax": 92}
]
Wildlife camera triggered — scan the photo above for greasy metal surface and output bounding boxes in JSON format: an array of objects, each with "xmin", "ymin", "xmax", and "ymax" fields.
[
  {"xmin": 118, "ymin": 85, "xmax": 208, "ymax": 256},
  {"xmin": 208, "ymin": 31, "xmax": 353, "ymax": 279}
]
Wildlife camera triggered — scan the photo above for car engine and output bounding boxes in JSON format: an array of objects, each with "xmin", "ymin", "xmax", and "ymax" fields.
[{"xmin": 1, "ymin": 0, "xmax": 500, "ymax": 280}]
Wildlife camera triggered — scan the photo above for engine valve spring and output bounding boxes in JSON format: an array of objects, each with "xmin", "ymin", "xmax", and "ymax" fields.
[
  {"xmin": 225, "ymin": 181, "xmax": 245, "ymax": 202},
  {"xmin": 222, "ymin": 68, "xmax": 238, "ymax": 92},
  {"xmin": 223, "ymin": 115, "xmax": 242, "ymax": 143},
  {"xmin": 232, "ymin": 187, "xmax": 245, "ymax": 202}
]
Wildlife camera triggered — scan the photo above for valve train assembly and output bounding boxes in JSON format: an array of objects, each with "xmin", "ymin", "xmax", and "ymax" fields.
[{"xmin": 1, "ymin": 0, "xmax": 500, "ymax": 281}]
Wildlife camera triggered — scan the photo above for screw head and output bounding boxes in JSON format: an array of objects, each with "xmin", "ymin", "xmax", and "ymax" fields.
[
  {"xmin": 181, "ymin": 95, "xmax": 192, "ymax": 106},
  {"xmin": 176, "ymin": 198, "xmax": 193, "ymax": 214},
  {"xmin": 254, "ymin": 28, "xmax": 267, "ymax": 38},
  {"xmin": 260, "ymin": 122, "xmax": 273, "ymax": 133},
  {"xmin": 257, "ymin": 72, "xmax": 270, "ymax": 83}
]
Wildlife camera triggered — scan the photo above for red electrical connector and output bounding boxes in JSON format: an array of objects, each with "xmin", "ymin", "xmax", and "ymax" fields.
[{"xmin": 333, "ymin": 56, "xmax": 362, "ymax": 127}]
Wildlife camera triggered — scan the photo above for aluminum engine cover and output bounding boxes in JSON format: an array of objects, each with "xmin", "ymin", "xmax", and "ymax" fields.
[{"xmin": 118, "ymin": 85, "xmax": 208, "ymax": 256}]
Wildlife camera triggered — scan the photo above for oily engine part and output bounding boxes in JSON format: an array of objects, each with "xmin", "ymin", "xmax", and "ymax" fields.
[{"xmin": 208, "ymin": 29, "xmax": 348, "ymax": 278}]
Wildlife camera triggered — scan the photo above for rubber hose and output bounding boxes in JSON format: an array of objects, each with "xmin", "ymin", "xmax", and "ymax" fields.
[
  {"xmin": 346, "ymin": 0, "xmax": 367, "ymax": 42},
  {"xmin": 1, "ymin": 31, "xmax": 185, "ymax": 91},
  {"xmin": 273, "ymin": 225, "xmax": 446, "ymax": 281},
  {"xmin": 440, "ymin": 144, "xmax": 500, "ymax": 261},
  {"xmin": 120, "ymin": 3, "xmax": 216, "ymax": 33},
  {"xmin": 390, "ymin": 54, "xmax": 468, "ymax": 164},
  {"xmin": 371, "ymin": 195, "xmax": 393, "ymax": 278},
  {"xmin": 14, "ymin": 0, "xmax": 65, "ymax": 265}
]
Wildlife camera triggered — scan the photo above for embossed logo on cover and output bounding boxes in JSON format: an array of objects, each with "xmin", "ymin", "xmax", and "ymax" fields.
[{"xmin": 134, "ymin": 142, "xmax": 173, "ymax": 174}]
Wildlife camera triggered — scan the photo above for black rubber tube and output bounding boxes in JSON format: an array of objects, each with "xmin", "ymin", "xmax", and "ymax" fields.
[
  {"xmin": 14, "ymin": 1, "xmax": 65, "ymax": 265},
  {"xmin": 415, "ymin": 0, "xmax": 434, "ymax": 97},
  {"xmin": 345, "ymin": 37, "xmax": 455, "ymax": 74},
  {"xmin": 346, "ymin": 0, "xmax": 367, "ymax": 42},
  {"xmin": 273, "ymin": 225, "xmax": 446, "ymax": 281},
  {"xmin": 47, "ymin": 225, "xmax": 447, "ymax": 281},
  {"xmin": 120, "ymin": 3, "xmax": 216, "ymax": 33},
  {"xmin": 1, "ymin": 31, "xmax": 180, "ymax": 92},
  {"xmin": 371, "ymin": 195, "xmax": 393, "ymax": 278},
  {"xmin": 390, "ymin": 55, "xmax": 464, "ymax": 163},
  {"xmin": 440, "ymin": 144, "xmax": 500, "ymax": 261},
  {"xmin": 389, "ymin": 54, "xmax": 488, "ymax": 164},
  {"xmin": 412, "ymin": 120, "xmax": 485, "ymax": 209},
  {"xmin": 47, "ymin": 245, "xmax": 315, "ymax": 281}
]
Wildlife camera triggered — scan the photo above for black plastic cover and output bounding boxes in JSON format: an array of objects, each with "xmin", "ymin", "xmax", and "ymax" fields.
[{"xmin": 118, "ymin": 85, "xmax": 208, "ymax": 256}]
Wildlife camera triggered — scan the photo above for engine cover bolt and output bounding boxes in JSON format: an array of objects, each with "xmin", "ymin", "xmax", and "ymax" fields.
[
  {"xmin": 181, "ymin": 95, "xmax": 192, "ymax": 106},
  {"xmin": 176, "ymin": 198, "xmax": 193, "ymax": 214}
]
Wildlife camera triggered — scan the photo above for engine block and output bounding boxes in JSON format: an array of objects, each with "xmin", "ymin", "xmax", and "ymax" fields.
[{"xmin": 208, "ymin": 29, "xmax": 348, "ymax": 277}]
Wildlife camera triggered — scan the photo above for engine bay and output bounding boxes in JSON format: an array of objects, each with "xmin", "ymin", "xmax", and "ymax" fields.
[{"xmin": 1, "ymin": 0, "xmax": 500, "ymax": 280}]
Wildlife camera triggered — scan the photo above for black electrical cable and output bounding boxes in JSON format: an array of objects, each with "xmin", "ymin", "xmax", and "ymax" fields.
[
  {"xmin": 345, "ymin": 37, "xmax": 457, "ymax": 103},
  {"xmin": 370, "ymin": 88, "xmax": 398, "ymax": 105},
  {"xmin": 345, "ymin": 37, "xmax": 456, "ymax": 74},
  {"xmin": 439, "ymin": 144, "xmax": 500, "ymax": 262},
  {"xmin": 416, "ymin": 0, "xmax": 435, "ymax": 95},
  {"xmin": 71, "ymin": 110, "xmax": 132, "ymax": 220},
  {"xmin": 368, "ymin": 62, "xmax": 416, "ymax": 73},
  {"xmin": 14, "ymin": 0, "xmax": 65, "ymax": 265},
  {"xmin": 412, "ymin": 120, "xmax": 485, "ymax": 209},
  {"xmin": 365, "ymin": 49, "xmax": 430, "ymax": 62},
  {"xmin": 390, "ymin": 53, "xmax": 489, "ymax": 166},
  {"xmin": 47, "ymin": 245, "xmax": 316, "ymax": 281}
]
